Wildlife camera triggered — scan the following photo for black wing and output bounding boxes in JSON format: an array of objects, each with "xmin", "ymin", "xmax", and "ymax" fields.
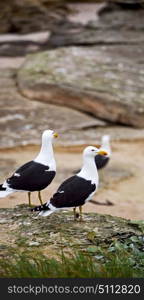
[
  {"xmin": 50, "ymin": 175, "xmax": 96, "ymax": 208},
  {"xmin": 7, "ymin": 161, "xmax": 55, "ymax": 191},
  {"xmin": 95, "ymin": 155, "xmax": 110, "ymax": 169}
]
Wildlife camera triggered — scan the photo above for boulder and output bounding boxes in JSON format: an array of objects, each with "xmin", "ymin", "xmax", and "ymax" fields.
[
  {"xmin": 0, "ymin": 0, "xmax": 143, "ymax": 35},
  {"xmin": 49, "ymin": 2, "xmax": 144, "ymax": 47},
  {"xmin": 0, "ymin": 1, "xmax": 144, "ymax": 57},
  {"xmin": 0, "ymin": 66, "xmax": 106, "ymax": 149},
  {"xmin": 0, "ymin": 204, "xmax": 143, "ymax": 259},
  {"xmin": 17, "ymin": 46, "xmax": 144, "ymax": 128},
  {"xmin": 1, "ymin": 58, "xmax": 144, "ymax": 150},
  {"xmin": 0, "ymin": 32, "xmax": 50, "ymax": 57},
  {"xmin": 0, "ymin": 0, "xmax": 72, "ymax": 34}
]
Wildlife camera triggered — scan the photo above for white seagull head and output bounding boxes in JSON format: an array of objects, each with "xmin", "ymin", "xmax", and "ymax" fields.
[
  {"xmin": 78, "ymin": 146, "xmax": 108, "ymax": 183},
  {"xmin": 34, "ymin": 130, "xmax": 58, "ymax": 168},
  {"xmin": 42, "ymin": 130, "xmax": 58, "ymax": 141},
  {"xmin": 83, "ymin": 146, "xmax": 108, "ymax": 158},
  {"xmin": 102, "ymin": 135, "xmax": 110, "ymax": 143}
]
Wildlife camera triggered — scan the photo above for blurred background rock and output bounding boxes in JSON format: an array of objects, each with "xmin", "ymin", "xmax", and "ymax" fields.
[{"xmin": 0, "ymin": 0, "xmax": 144, "ymax": 219}]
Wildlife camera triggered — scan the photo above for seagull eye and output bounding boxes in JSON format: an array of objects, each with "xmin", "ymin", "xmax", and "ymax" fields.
[{"xmin": 91, "ymin": 149, "xmax": 95, "ymax": 152}]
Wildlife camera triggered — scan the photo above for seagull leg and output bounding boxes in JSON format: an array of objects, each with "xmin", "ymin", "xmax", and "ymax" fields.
[
  {"xmin": 28, "ymin": 192, "xmax": 32, "ymax": 207},
  {"xmin": 38, "ymin": 191, "xmax": 43, "ymax": 205},
  {"xmin": 73, "ymin": 207, "xmax": 77, "ymax": 221},
  {"xmin": 79, "ymin": 206, "xmax": 83, "ymax": 222}
]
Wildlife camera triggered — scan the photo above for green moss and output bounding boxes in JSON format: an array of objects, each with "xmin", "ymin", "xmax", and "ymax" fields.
[{"xmin": 1, "ymin": 205, "xmax": 144, "ymax": 277}]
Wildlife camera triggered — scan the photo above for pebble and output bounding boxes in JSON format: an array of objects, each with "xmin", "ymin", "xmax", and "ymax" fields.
[{"xmin": 28, "ymin": 241, "xmax": 40, "ymax": 247}]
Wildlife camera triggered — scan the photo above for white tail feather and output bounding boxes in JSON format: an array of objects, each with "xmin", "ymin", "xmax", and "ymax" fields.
[{"xmin": 39, "ymin": 210, "xmax": 54, "ymax": 217}]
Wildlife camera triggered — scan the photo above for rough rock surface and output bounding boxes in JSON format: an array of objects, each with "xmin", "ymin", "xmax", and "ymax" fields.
[
  {"xmin": 0, "ymin": 0, "xmax": 143, "ymax": 35},
  {"xmin": 0, "ymin": 2, "xmax": 144, "ymax": 58},
  {"xmin": 0, "ymin": 63, "xmax": 107, "ymax": 149},
  {"xmin": 1, "ymin": 58, "xmax": 144, "ymax": 150},
  {"xmin": 0, "ymin": 0, "xmax": 71, "ymax": 34},
  {"xmin": 0, "ymin": 32, "xmax": 50, "ymax": 57},
  {"xmin": 49, "ymin": 3, "xmax": 144, "ymax": 47},
  {"xmin": 0, "ymin": 204, "xmax": 144, "ymax": 259},
  {"xmin": 18, "ymin": 46, "xmax": 144, "ymax": 128}
]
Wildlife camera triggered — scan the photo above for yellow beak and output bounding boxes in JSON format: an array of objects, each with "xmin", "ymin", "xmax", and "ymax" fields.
[
  {"xmin": 53, "ymin": 132, "xmax": 58, "ymax": 138},
  {"xmin": 98, "ymin": 150, "xmax": 108, "ymax": 156}
]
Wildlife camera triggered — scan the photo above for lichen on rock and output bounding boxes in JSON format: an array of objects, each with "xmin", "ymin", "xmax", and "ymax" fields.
[
  {"xmin": 0, "ymin": 204, "xmax": 144, "ymax": 259},
  {"xmin": 17, "ymin": 46, "xmax": 144, "ymax": 128}
]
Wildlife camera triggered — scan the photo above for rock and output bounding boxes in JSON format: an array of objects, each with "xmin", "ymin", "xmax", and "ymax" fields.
[
  {"xmin": 28, "ymin": 241, "xmax": 40, "ymax": 247},
  {"xmin": 109, "ymin": 0, "xmax": 144, "ymax": 4},
  {"xmin": 0, "ymin": 219, "xmax": 8, "ymax": 224},
  {"xmin": 0, "ymin": 66, "xmax": 106, "ymax": 149},
  {"xmin": 68, "ymin": 2, "xmax": 103, "ymax": 26},
  {"xmin": 49, "ymin": 3, "xmax": 144, "ymax": 47},
  {"xmin": 0, "ymin": 1, "xmax": 70, "ymax": 34},
  {"xmin": 0, "ymin": 204, "xmax": 143, "ymax": 257},
  {"xmin": 0, "ymin": 59, "xmax": 144, "ymax": 152},
  {"xmin": 0, "ymin": 0, "xmax": 143, "ymax": 35},
  {"xmin": 0, "ymin": 32, "xmax": 50, "ymax": 57},
  {"xmin": 0, "ymin": 1, "xmax": 144, "ymax": 57},
  {"xmin": 48, "ymin": 25, "xmax": 144, "ymax": 48},
  {"xmin": 0, "ymin": 32, "xmax": 50, "ymax": 44},
  {"xmin": 0, "ymin": 57, "xmax": 25, "ymax": 69},
  {"xmin": 97, "ymin": 1, "xmax": 144, "ymax": 33},
  {"xmin": 62, "ymin": 126, "xmax": 144, "ymax": 144},
  {"xmin": 18, "ymin": 46, "xmax": 144, "ymax": 128},
  {"xmin": 22, "ymin": 221, "xmax": 31, "ymax": 226}
]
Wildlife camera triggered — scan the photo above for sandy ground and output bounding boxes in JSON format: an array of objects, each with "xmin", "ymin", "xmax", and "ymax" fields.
[{"xmin": 0, "ymin": 140, "xmax": 144, "ymax": 220}]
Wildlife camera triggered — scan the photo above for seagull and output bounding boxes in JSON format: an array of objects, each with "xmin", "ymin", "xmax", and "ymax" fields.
[
  {"xmin": 31, "ymin": 146, "xmax": 108, "ymax": 221},
  {"xmin": 89, "ymin": 135, "xmax": 111, "ymax": 206},
  {"xmin": 73, "ymin": 135, "xmax": 111, "ymax": 173},
  {"xmin": 95, "ymin": 135, "xmax": 111, "ymax": 169},
  {"xmin": 0, "ymin": 130, "xmax": 58, "ymax": 206}
]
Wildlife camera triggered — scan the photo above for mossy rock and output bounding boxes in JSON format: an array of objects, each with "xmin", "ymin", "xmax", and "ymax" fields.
[{"xmin": 0, "ymin": 204, "xmax": 144, "ymax": 258}]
